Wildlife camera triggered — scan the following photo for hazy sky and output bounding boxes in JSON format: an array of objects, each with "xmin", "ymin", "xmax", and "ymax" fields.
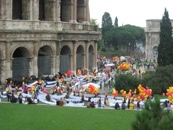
[{"xmin": 89, "ymin": 0, "xmax": 173, "ymax": 27}]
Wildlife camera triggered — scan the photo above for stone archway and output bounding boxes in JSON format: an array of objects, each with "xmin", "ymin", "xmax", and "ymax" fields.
[
  {"xmin": 12, "ymin": 47, "xmax": 30, "ymax": 79},
  {"xmin": 60, "ymin": 46, "xmax": 71, "ymax": 73},
  {"xmin": 77, "ymin": 0, "xmax": 85, "ymax": 23},
  {"xmin": 153, "ymin": 46, "xmax": 158, "ymax": 62},
  {"xmin": 88, "ymin": 45, "xmax": 93, "ymax": 71},
  {"xmin": 76, "ymin": 45, "xmax": 84, "ymax": 70},
  {"xmin": 38, "ymin": 45, "xmax": 52, "ymax": 77}
]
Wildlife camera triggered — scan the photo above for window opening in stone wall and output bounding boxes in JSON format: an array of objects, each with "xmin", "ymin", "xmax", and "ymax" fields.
[
  {"xmin": 77, "ymin": 0, "xmax": 85, "ymax": 23},
  {"xmin": 60, "ymin": 46, "xmax": 71, "ymax": 73},
  {"xmin": 39, "ymin": 0, "xmax": 45, "ymax": 21},
  {"xmin": 12, "ymin": 47, "xmax": 29, "ymax": 80},
  {"xmin": 60, "ymin": 0, "xmax": 71, "ymax": 22},
  {"xmin": 13, "ymin": 0, "xmax": 22, "ymax": 20},
  {"xmin": 38, "ymin": 46, "xmax": 51, "ymax": 77},
  {"xmin": 76, "ymin": 45, "xmax": 84, "ymax": 70}
]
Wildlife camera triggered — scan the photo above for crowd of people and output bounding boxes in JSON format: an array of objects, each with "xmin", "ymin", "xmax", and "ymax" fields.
[{"xmin": 1, "ymin": 56, "xmax": 170, "ymax": 111}]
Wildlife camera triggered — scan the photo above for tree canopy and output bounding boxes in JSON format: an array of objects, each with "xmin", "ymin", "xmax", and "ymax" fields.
[{"xmin": 104, "ymin": 25, "xmax": 145, "ymax": 51}]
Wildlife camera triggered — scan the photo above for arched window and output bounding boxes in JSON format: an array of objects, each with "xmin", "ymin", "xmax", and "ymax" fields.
[{"xmin": 153, "ymin": 46, "xmax": 158, "ymax": 54}]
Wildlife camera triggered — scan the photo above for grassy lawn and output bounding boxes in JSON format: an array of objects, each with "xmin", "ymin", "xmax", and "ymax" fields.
[{"xmin": 0, "ymin": 103, "xmax": 139, "ymax": 130}]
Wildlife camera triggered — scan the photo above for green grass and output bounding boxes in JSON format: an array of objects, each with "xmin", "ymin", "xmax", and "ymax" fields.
[{"xmin": 0, "ymin": 103, "xmax": 139, "ymax": 130}]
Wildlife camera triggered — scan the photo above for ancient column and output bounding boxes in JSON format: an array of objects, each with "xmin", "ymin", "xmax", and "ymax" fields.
[
  {"xmin": 28, "ymin": 0, "xmax": 33, "ymax": 20},
  {"xmin": 22, "ymin": 0, "xmax": 30, "ymax": 20},
  {"xmin": 82, "ymin": 0, "xmax": 87, "ymax": 24},
  {"xmin": 85, "ymin": 41, "xmax": 89, "ymax": 69},
  {"xmin": 45, "ymin": 0, "xmax": 55, "ymax": 21},
  {"xmin": 93, "ymin": 41, "xmax": 98, "ymax": 71},
  {"xmin": 55, "ymin": 55, "xmax": 59, "ymax": 74},
  {"xmin": 69, "ymin": 0, "xmax": 77, "ymax": 23},
  {"xmin": 86, "ymin": 0, "xmax": 90, "ymax": 24},
  {"xmin": 5, "ymin": 41, "xmax": 12, "ymax": 78},
  {"xmin": 32, "ymin": 0, "xmax": 39, "ymax": 20},
  {"xmin": 5, "ymin": 0, "xmax": 12, "ymax": 20},
  {"xmin": 32, "ymin": 41, "xmax": 39, "ymax": 77},
  {"xmin": 72, "ymin": 41, "xmax": 76, "ymax": 74},
  {"xmin": 0, "ymin": 0, "xmax": 4, "ymax": 19},
  {"xmin": 51, "ymin": 55, "xmax": 56, "ymax": 76},
  {"xmin": 0, "ymin": 47, "xmax": 6, "ymax": 83},
  {"xmin": 28, "ymin": 57, "xmax": 33, "ymax": 76}
]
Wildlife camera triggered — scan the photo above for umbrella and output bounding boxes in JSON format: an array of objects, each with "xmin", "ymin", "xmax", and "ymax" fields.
[{"xmin": 67, "ymin": 70, "xmax": 73, "ymax": 76}]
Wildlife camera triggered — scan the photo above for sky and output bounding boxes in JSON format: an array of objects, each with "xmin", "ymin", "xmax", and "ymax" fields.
[{"xmin": 89, "ymin": 0, "xmax": 173, "ymax": 27}]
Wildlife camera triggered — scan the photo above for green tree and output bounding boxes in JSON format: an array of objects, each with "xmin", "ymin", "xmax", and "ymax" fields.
[
  {"xmin": 158, "ymin": 8, "xmax": 173, "ymax": 66},
  {"xmin": 114, "ymin": 73, "xmax": 140, "ymax": 91},
  {"xmin": 90, "ymin": 18, "xmax": 99, "ymax": 26},
  {"xmin": 104, "ymin": 26, "xmax": 136, "ymax": 52},
  {"xmin": 131, "ymin": 97, "xmax": 173, "ymax": 130},
  {"xmin": 114, "ymin": 16, "xmax": 118, "ymax": 27},
  {"xmin": 121, "ymin": 25, "xmax": 145, "ymax": 46},
  {"xmin": 101, "ymin": 12, "xmax": 112, "ymax": 47},
  {"xmin": 143, "ymin": 65, "xmax": 173, "ymax": 94}
]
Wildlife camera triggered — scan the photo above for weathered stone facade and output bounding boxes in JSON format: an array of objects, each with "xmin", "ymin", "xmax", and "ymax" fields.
[
  {"xmin": 145, "ymin": 19, "xmax": 173, "ymax": 62},
  {"xmin": 0, "ymin": 0, "xmax": 101, "ymax": 83}
]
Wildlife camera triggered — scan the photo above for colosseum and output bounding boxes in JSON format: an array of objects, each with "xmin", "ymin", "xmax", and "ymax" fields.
[{"xmin": 0, "ymin": 0, "xmax": 101, "ymax": 83}]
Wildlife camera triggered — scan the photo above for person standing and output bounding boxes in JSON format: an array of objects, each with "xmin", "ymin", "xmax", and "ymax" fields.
[
  {"xmin": 0, "ymin": 92, "xmax": 2, "ymax": 102},
  {"xmin": 18, "ymin": 93, "xmax": 23, "ymax": 104},
  {"xmin": 129, "ymin": 101, "xmax": 134, "ymax": 110},
  {"xmin": 137, "ymin": 100, "xmax": 140, "ymax": 110}
]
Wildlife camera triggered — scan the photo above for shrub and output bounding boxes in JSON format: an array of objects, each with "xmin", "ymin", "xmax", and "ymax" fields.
[
  {"xmin": 131, "ymin": 97, "xmax": 173, "ymax": 130},
  {"xmin": 101, "ymin": 47, "xmax": 106, "ymax": 52},
  {"xmin": 114, "ymin": 73, "xmax": 140, "ymax": 91}
]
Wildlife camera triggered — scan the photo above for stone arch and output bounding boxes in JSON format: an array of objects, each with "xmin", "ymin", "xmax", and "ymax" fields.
[
  {"xmin": 88, "ymin": 45, "xmax": 94, "ymax": 71},
  {"xmin": 153, "ymin": 46, "xmax": 158, "ymax": 54},
  {"xmin": 153, "ymin": 46, "xmax": 158, "ymax": 62},
  {"xmin": 60, "ymin": 45, "xmax": 71, "ymax": 73},
  {"xmin": 13, "ymin": 0, "xmax": 22, "ymax": 20},
  {"xmin": 77, "ymin": 0, "xmax": 85, "ymax": 23},
  {"xmin": 76, "ymin": 45, "xmax": 84, "ymax": 70},
  {"xmin": 38, "ymin": 45, "xmax": 53, "ymax": 77},
  {"xmin": 12, "ymin": 47, "xmax": 31, "ymax": 79},
  {"xmin": 60, "ymin": 0, "xmax": 72, "ymax": 22}
]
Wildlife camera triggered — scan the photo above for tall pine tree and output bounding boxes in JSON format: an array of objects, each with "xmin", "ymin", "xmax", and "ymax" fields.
[
  {"xmin": 101, "ymin": 12, "xmax": 112, "ymax": 47},
  {"xmin": 158, "ymin": 8, "xmax": 173, "ymax": 66},
  {"xmin": 114, "ymin": 16, "xmax": 118, "ymax": 27}
]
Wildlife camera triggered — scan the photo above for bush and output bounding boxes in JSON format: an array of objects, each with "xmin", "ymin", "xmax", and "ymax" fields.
[
  {"xmin": 144, "ymin": 65, "xmax": 173, "ymax": 94},
  {"xmin": 114, "ymin": 65, "xmax": 173, "ymax": 94},
  {"xmin": 131, "ymin": 97, "xmax": 173, "ymax": 130},
  {"xmin": 114, "ymin": 73, "xmax": 141, "ymax": 91},
  {"xmin": 101, "ymin": 48, "xmax": 106, "ymax": 52}
]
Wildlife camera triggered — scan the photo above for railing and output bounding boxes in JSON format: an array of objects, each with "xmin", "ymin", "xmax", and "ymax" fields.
[
  {"xmin": 0, "ymin": 20, "xmax": 99, "ymax": 32},
  {"xmin": 61, "ymin": 22, "xmax": 98, "ymax": 31}
]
